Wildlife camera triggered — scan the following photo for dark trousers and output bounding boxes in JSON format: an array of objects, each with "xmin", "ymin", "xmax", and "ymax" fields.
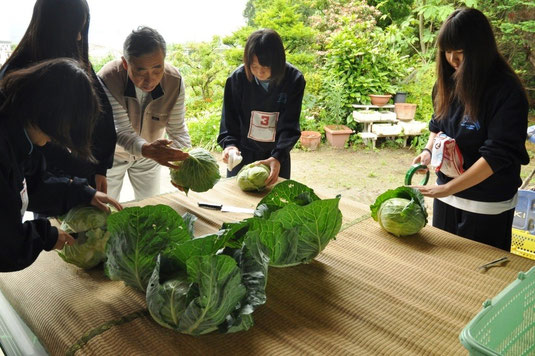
[
  {"xmin": 226, "ymin": 149, "xmax": 291, "ymax": 179},
  {"xmin": 432, "ymin": 198, "xmax": 514, "ymax": 251}
]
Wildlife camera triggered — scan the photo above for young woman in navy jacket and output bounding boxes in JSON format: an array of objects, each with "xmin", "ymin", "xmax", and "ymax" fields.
[
  {"xmin": 218, "ymin": 29, "xmax": 306, "ymax": 186},
  {"xmin": 412, "ymin": 8, "xmax": 529, "ymax": 250},
  {"xmin": 0, "ymin": 59, "xmax": 122, "ymax": 272}
]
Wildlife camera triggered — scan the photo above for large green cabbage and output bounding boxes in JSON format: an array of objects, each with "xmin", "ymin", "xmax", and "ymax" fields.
[
  {"xmin": 146, "ymin": 236, "xmax": 268, "ymax": 335},
  {"xmin": 57, "ymin": 206, "xmax": 111, "ymax": 269},
  {"xmin": 169, "ymin": 148, "xmax": 220, "ymax": 194},
  {"xmin": 237, "ymin": 163, "xmax": 270, "ymax": 192},
  {"xmin": 370, "ymin": 186, "xmax": 428, "ymax": 237},
  {"xmin": 223, "ymin": 180, "xmax": 343, "ymax": 267}
]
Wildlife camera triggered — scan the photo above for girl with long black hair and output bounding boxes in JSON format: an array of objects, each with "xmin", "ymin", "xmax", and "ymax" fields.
[
  {"xmin": 412, "ymin": 8, "xmax": 530, "ymax": 250},
  {"xmin": 0, "ymin": 0, "xmax": 116, "ymax": 194},
  {"xmin": 0, "ymin": 59, "xmax": 122, "ymax": 272}
]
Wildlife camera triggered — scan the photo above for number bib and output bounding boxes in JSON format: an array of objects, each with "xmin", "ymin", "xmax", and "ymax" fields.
[
  {"xmin": 248, "ymin": 111, "xmax": 279, "ymax": 142},
  {"xmin": 20, "ymin": 178, "xmax": 29, "ymax": 216}
]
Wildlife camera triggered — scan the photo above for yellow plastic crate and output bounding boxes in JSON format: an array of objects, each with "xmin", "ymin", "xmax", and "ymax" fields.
[{"xmin": 511, "ymin": 228, "xmax": 535, "ymax": 260}]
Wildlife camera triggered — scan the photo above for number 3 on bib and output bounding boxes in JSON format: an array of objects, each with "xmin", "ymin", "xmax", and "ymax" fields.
[{"xmin": 248, "ymin": 110, "xmax": 279, "ymax": 142}]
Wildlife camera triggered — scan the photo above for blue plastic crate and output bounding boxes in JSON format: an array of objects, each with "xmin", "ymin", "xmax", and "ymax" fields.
[{"xmin": 513, "ymin": 190, "xmax": 535, "ymax": 232}]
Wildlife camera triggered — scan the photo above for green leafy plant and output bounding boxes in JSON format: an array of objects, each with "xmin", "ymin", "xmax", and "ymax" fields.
[
  {"xmin": 224, "ymin": 180, "xmax": 343, "ymax": 267},
  {"xmin": 323, "ymin": 22, "xmax": 413, "ymax": 106},
  {"xmin": 90, "ymin": 53, "xmax": 117, "ymax": 73},
  {"xmin": 184, "ymin": 110, "xmax": 222, "ymax": 150},
  {"xmin": 400, "ymin": 62, "xmax": 436, "ymax": 121},
  {"xmin": 321, "ymin": 78, "xmax": 348, "ymax": 126}
]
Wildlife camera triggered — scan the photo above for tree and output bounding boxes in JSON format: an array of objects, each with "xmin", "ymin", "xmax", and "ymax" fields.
[
  {"xmin": 168, "ymin": 38, "xmax": 230, "ymax": 102},
  {"xmin": 479, "ymin": 0, "xmax": 535, "ymax": 100}
]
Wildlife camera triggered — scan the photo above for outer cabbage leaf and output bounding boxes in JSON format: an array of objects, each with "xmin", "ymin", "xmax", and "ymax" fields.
[
  {"xmin": 105, "ymin": 205, "xmax": 192, "ymax": 292},
  {"xmin": 162, "ymin": 233, "xmax": 226, "ymax": 271},
  {"xmin": 169, "ymin": 148, "xmax": 221, "ymax": 194},
  {"xmin": 146, "ymin": 233, "xmax": 269, "ymax": 335},
  {"xmin": 222, "ymin": 180, "xmax": 342, "ymax": 267},
  {"xmin": 255, "ymin": 179, "xmax": 320, "ymax": 218},
  {"xmin": 219, "ymin": 240, "xmax": 269, "ymax": 333},
  {"xmin": 147, "ymin": 254, "xmax": 246, "ymax": 335},
  {"xmin": 247, "ymin": 197, "xmax": 342, "ymax": 267},
  {"xmin": 146, "ymin": 260, "xmax": 190, "ymax": 330}
]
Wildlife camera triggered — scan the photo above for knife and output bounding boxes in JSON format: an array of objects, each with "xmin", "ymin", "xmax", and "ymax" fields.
[{"xmin": 197, "ymin": 202, "xmax": 255, "ymax": 214}]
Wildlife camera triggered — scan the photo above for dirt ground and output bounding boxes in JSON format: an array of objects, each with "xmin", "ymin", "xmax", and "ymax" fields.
[{"xmin": 290, "ymin": 146, "xmax": 417, "ymax": 204}]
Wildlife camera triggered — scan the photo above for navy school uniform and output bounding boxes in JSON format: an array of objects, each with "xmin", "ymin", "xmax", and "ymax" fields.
[
  {"xmin": 428, "ymin": 70, "xmax": 529, "ymax": 250},
  {"xmin": 0, "ymin": 62, "xmax": 116, "ymax": 188},
  {"xmin": 217, "ymin": 63, "xmax": 306, "ymax": 177},
  {"xmin": 0, "ymin": 114, "xmax": 95, "ymax": 272}
]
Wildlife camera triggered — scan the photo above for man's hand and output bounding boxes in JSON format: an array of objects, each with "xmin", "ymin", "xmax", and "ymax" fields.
[
  {"xmin": 90, "ymin": 191, "xmax": 123, "ymax": 212},
  {"xmin": 94, "ymin": 174, "xmax": 107, "ymax": 193},
  {"xmin": 222, "ymin": 146, "xmax": 240, "ymax": 164},
  {"xmin": 54, "ymin": 228, "xmax": 76, "ymax": 250},
  {"xmin": 257, "ymin": 157, "xmax": 281, "ymax": 186},
  {"xmin": 141, "ymin": 139, "xmax": 189, "ymax": 169}
]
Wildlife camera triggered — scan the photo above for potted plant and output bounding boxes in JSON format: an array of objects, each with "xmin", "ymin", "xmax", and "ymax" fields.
[{"xmin": 322, "ymin": 79, "xmax": 353, "ymax": 148}]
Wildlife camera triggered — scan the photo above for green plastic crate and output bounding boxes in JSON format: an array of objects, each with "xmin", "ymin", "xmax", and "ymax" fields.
[{"xmin": 460, "ymin": 266, "xmax": 535, "ymax": 355}]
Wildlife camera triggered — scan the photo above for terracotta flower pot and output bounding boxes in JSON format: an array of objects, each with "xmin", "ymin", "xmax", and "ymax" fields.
[
  {"xmin": 394, "ymin": 103, "xmax": 417, "ymax": 121},
  {"xmin": 300, "ymin": 130, "xmax": 321, "ymax": 150},
  {"xmin": 324, "ymin": 125, "xmax": 353, "ymax": 148},
  {"xmin": 369, "ymin": 94, "xmax": 392, "ymax": 107}
]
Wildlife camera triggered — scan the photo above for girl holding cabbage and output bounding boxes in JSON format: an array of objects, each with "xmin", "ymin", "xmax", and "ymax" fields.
[
  {"xmin": 217, "ymin": 29, "xmax": 306, "ymax": 186},
  {"xmin": 0, "ymin": 59, "xmax": 122, "ymax": 272},
  {"xmin": 411, "ymin": 8, "xmax": 529, "ymax": 250}
]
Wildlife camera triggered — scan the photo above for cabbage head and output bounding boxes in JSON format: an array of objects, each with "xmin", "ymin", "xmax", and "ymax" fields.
[
  {"xmin": 370, "ymin": 186, "xmax": 427, "ymax": 237},
  {"xmin": 223, "ymin": 180, "xmax": 343, "ymax": 267},
  {"xmin": 57, "ymin": 206, "xmax": 111, "ymax": 269},
  {"xmin": 170, "ymin": 148, "xmax": 220, "ymax": 194},
  {"xmin": 237, "ymin": 163, "xmax": 270, "ymax": 192}
]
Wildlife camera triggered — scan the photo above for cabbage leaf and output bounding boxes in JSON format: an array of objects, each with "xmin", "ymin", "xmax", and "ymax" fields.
[
  {"xmin": 224, "ymin": 180, "xmax": 342, "ymax": 267},
  {"xmin": 146, "ymin": 233, "xmax": 269, "ymax": 335},
  {"xmin": 169, "ymin": 148, "xmax": 220, "ymax": 194},
  {"xmin": 105, "ymin": 205, "xmax": 193, "ymax": 292}
]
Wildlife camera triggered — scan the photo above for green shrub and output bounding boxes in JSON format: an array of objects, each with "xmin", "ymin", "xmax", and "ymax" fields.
[
  {"xmin": 323, "ymin": 22, "xmax": 413, "ymax": 106},
  {"xmin": 400, "ymin": 62, "xmax": 436, "ymax": 122},
  {"xmin": 185, "ymin": 109, "xmax": 222, "ymax": 151}
]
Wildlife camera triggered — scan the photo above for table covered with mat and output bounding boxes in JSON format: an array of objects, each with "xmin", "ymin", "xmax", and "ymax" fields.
[{"xmin": 1, "ymin": 178, "xmax": 534, "ymax": 355}]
